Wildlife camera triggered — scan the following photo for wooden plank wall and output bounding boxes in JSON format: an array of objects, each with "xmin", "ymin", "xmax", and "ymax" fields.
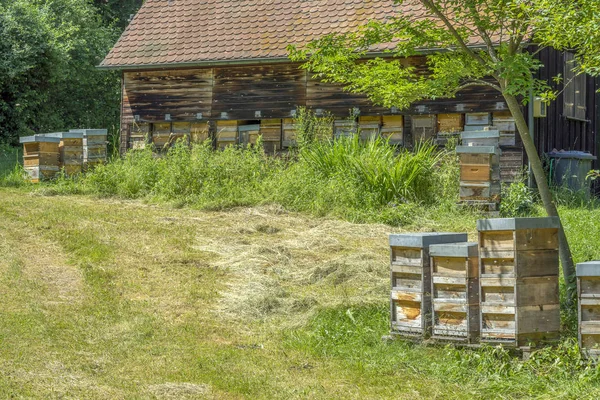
[
  {"xmin": 212, "ymin": 64, "xmax": 306, "ymax": 120},
  {"xmin": 120, "ymin": 58, "xmax": 517, "ymax": 153},
  {"xmin": 532, "ymin": 47, "xmax": 599, "ymax": 170}
]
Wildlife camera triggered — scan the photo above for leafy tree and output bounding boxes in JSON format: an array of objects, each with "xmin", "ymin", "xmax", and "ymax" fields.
[
  {"xmin": 0, "ymin": 0, "xmax": 125, "ymax": 145},
  {"xmin": 289, "ymin": 0, "xmax": 599, "ymax": 301},
  {"xmin": 91, "ymin": 0, "xmax": 143, "ymax": 30}
]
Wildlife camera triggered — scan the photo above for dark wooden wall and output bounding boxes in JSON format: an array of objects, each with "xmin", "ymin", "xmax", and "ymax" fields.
[
  {"xmin": 532, "ymin": 47, "xmax": 599, "ymax": 169},
  {"xmin": 120, "ymin": 58, "xmax": 511, "ymax": 152}
]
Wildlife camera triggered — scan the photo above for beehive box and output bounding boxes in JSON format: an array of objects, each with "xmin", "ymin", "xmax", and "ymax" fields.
[
  {"xmin": 239, "ymin": 124, "xmax": 261, "ymax": 147},
  {"xmin": 430, "ymin": 242, "xmax": 480, "ymax": 343},
  {"xmin": 129, "ymin": 122, "xmax": 150, "ymax": 150},
  {"xmin": 334, "ymin": 119, "xmax": 357, "ymax": 139},
  {"xmin": 411, "ymin": 115, "xmax": 437, "ymax": 142},
  {"xmin": 44, "ymin": 132, "xmax": 84, "ymax": 176},
  {"xmin": 461, "ymin": 130, "xmax": 500, "ymax": 147},
  {"xmin": 492, "ymin": 112, "xmax": 517, "ymax": 147},
  {"xmin": 380, "ymin": 115, "xmax": 403, "ymax": 145},
  {"xmin": 19, "ymin": 135, "xmax": 60, "ymax": 183},
  {"xmin": 150, "ymin": 123, "xmax": 172, "ymax": 149},
  {"xmin": 282, "ymin": 118, "xmax": 297, "ymax": 148},
  {"xmin": 577, "ymin": 261, "xmax": 600, "ymax": 359},
  {"xmin": 171, "ymin": 122, "xmax": 191, "ymax": 145},
  {"xmin": 456, "ymin": 146, "xmax": 501, "ymax": 202},
  {"xmin": 190, "ymin": 122, "xmax": 209, "ymax": 144},
  {"xmin": 436, "ymin": 113, "xmax": 464, "ymax": 145},
  {"xmin": 70, "ymin": 129, "xmax": 107, "ymax": 169},
  {"xmin": 216, "ymin": 121, "xmax": 239, "ymax": 149},
  {"xmin": 389, "ymin": 232, "xmax": 468, "ymax": 338},
  {"xmin": 477, "ymin": 217, "xmax": 560, "ymax": 347},
  {"xmin": 465, "ymin": 112, "xmax": 492, "ymax": 131},
  {"xmin": 259, "ymin": 119, "xmax": 282, "ymax": 152},
  {"xmin": 358, "ymin": 116, "xmax": 381, "ymax": 141}
]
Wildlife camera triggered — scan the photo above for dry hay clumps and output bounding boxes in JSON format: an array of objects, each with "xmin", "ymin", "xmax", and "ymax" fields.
[{"xmin": 194, "ymin": 206, "xmax": 392, "ymax": 322}]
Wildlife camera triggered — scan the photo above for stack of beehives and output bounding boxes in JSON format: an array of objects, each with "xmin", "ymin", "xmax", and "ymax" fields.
[
  {"xmin": 457, "ymin": 127, "xmax": 501, "ymax": 213},
  {"xmin": 45, "ymin": 132, "xmax": 84, "ymax": 176},
  {"xmin": 430, "ymin": 242, "xmax": 480, "ymax": 343},
  {"xmin": 389, "ymin": 233, "xmax": 468, "ymax": 338},
  {"xmin": 478, "ymin": 218, "xmax": 560, "ymax": 346},
  {"xmin": 19, "ymin": 135, "xmax": 60, "ymax": 183},
  {"xmin": 190, "ymin": 122, "xmax": 209, "ymax": 144},
  {"xmin": 389, "ymin": 217, "xmax": 561, "ymax": 349},
  {"xmin": 70, "ymin": 129, "xmax": 107, "ymax": 169},
  {"xmin": 577, "ymin": 261, "xmax": 600, "ymax": 359}
]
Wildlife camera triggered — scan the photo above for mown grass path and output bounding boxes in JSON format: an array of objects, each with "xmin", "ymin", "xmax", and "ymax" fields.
[{"xmin": 0, "ymin": 188, "xmax": 599, "ymax": 399}]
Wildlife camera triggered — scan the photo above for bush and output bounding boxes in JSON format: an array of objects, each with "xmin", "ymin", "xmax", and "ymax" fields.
[{"xmin": 500, "ymin": 175, "xmax": 536, "ymax": 217}]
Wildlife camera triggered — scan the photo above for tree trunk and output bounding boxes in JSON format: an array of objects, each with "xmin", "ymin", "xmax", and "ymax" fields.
[{"xmin": 503, "ymin": 93, "xmax": 576, "ymax": 305}]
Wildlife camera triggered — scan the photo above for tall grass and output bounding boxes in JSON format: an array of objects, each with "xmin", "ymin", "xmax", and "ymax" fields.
[{"xmin": 26, "ymin": 134, "xmax": 460, "ymax": 225}]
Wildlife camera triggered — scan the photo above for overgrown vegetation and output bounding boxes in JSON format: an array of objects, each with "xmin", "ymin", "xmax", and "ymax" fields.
[
  {"xmin": 0, "ymin": 0, "xmax": 142, "ymax": 145},
  {"xmin": 16, "ymin": 131, "xmax": 466, "ymax": 226}
]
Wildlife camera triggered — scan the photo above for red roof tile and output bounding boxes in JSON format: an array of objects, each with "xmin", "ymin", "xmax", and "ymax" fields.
[{"xmin": 100, "ymin": 0, "xmax": 428, "ymax": 68}]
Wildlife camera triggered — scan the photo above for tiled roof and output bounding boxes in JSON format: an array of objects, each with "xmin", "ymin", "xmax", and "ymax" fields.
[{"xmin": 100, "ymin": 0, "xmax": 429, "ymax": 68}]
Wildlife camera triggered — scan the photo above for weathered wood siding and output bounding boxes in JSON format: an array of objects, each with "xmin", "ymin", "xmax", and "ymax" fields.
[
  {"xmin": 212, "ymin": 64, "xmax": 306, "ymax": 120},
  {"xmin": 123, "ymin": 69, "xmax": 214, "ymax": 122},
  {"xmin": 532, "ymin": 48, "xmax": 599, "ymax": 169},
  {"xmin": 119, "ymin": 58, "xmax": 515, "ymax": 153}
]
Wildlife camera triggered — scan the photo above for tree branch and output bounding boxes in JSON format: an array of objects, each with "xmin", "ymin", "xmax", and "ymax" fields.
[
  {"xmin": 420, "ymin": 0, "xmax": 489, "ymax": 68},
  {"xmin": 455, "ymin": 80, "xmax": 502, "ymax": 93}
]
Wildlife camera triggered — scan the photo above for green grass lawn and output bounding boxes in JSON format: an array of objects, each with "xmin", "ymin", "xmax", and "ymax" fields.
[{"xmin": 1, "ymin": 187, "xmax": 599, "ymax": 399}]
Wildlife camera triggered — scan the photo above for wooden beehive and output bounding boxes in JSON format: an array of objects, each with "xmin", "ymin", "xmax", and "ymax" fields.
[
  {"xmin": 216, "ymin": 120, "xmax": 239, "ymax": 149},
  {"xmin": 334, "ymin": 119, "xmax": 357, "ymax": 139},
  {"xmin": 464, "ymin": 112, "xmax": 492, "ymax": 131},
  {"xmin": 259, "ymin": 119, "xmax": 282, "ymax": 152},
  {"xmin": 172, "ymin": 122, "xmax": 191, "ymax": 145},
  {"xmin": 456, "ymin": 146, "xmax": 501, "ymax": 203},
  {"xmin": 129, "ymin": 122, "xmax": 150, "ymax": 150},
  {"xmin": 71, "ymin": 129, "xmax": 107, "ymax": 169},
  {"xmin": 282, "ymin": 118, "xmax": 297, "ymax": 148},
  {"xmin": 19, "ymin": 135, "xmax": 60, "ymax": 183},
  {"xmin": 389, "ymin": 232, "xmax": 468, "ymax": 338},
  {"xmin": 239, "ymin": 124, "xmax": 261, "ymax": 147},
  {"xmin": 430, "ymin": 242, "xmax": 480, "ymax": 343},
  {"xmin": 358, "ymin": 116, "xmax": 381, "ymax": 141},
  {"xmin": 461, "ymin": 130, "xmax": 500, "ymax": 147},
  {"xmin": 492, "ymin": 112, "xmax": 517, "ymax": 147},
  {"xmin": 477, "ymin": 217, "xmax": 560, "ymax": 347},
  {"xmin": 44, "ymin": 132, "xmax": 84, "ymax": 176},
  {"xmin": 436, "ymin": 113, "xmax": 464, "ymax": 145},
  {"xmin": 380, "ymin": 115, "xmax": 403, "ymax": 145},
  {"xmin": 411, "ymin": 115, "xmax": 437, "ymax": 142},
  {"xmin": 190, "ymin": 121, "xmax": 209, "ymax": 144},
  {"xmin": 150, "ymin": 123, "xmax": 172, "ymax": 150},
  {"xmin": 577, "ymin": 261, "xmax": 600, "ymax": 359}
]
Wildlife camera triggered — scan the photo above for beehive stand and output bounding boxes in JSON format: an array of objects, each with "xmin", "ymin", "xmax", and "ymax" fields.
[
  {"xmin": 389, "ymin": 233, "xmax": 468, "ymax": 338},
  {"xmin": 430, "ymin": 242, "xmax": 480, "ymax": 343},
  {"xmin": 577, "ymin": 261, "xmax": 600, "ymax": 359},
  {"xmin": 477, "ymin": 217, "xmax": 560, "ymax": 347}
]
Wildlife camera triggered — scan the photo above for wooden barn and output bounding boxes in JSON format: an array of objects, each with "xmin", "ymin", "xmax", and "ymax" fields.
[{"xmin": 99, "ymin": 0, "xmax": 599, "ymax": 178}]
